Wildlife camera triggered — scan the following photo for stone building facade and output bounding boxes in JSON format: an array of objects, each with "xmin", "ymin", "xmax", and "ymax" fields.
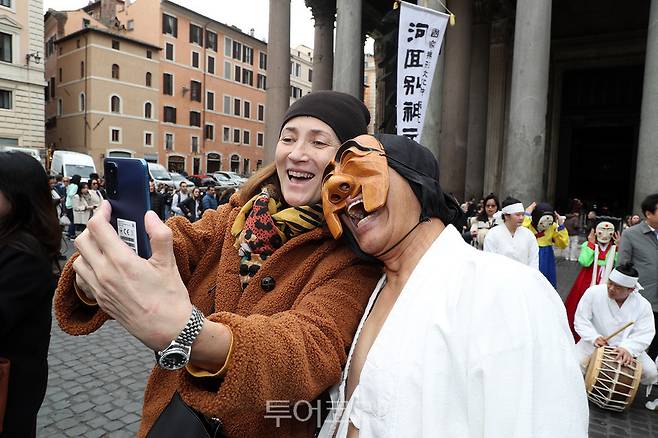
[
  {"xmin": 290, "ymin": 44, "xmax": 313, "ymax": 104},
  {"xmin": 0, "ymin": 0, "xmax": 45, "ymax": 152},
  {"xmin": 292, "ymin": 0, "xmax": 658, "ymax": 215}
]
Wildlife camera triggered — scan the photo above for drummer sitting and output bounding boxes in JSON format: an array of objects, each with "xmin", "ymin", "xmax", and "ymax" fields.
[{"xmin": 574, "ymin": 263, "xmax": 658, "ymax": 386}]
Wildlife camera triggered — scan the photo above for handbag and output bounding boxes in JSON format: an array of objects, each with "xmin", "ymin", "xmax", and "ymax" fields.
[
  {"xmin": 146, "ymin": 392, "xmax": 226, "ymax": 438},
  {"xmin": 59, "ymin": 214, "xmax": 71, "ymax": 226},
  {"xmin": 0, "ymin": 357, "xmax": 10, "ymax": 434}
]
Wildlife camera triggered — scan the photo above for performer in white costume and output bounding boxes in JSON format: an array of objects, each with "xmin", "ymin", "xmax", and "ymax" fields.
[
  {"xmin": 483, "ymin": 197, "xmax": 539, "ymax": 269},
  {"xmin": 574, "ymin": 263, "xmax": 658, "ymax": 386},
  {"xmin": 319, "ymin": 134, "xmax": 588, "ymax": 438}
]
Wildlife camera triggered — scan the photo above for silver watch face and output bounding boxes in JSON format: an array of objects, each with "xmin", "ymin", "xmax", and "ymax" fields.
[{"xmin": 158, "ymin": 344, "xmax": 191, "ymax": 370}]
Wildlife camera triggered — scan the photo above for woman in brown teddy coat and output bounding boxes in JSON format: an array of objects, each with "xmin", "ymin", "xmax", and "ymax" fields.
[{"xmin": 54, "ymin": 91, "xmax": 381, "ymax": 438}]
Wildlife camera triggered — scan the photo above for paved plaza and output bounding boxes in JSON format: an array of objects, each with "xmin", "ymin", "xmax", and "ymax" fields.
[{"xmin": 34, "ymin": 239, "xmax": 658, "ymax": 437}]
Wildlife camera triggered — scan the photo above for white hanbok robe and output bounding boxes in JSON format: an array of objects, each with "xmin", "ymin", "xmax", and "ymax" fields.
[
  {"xmin": 574, "ymin": 283, "xmax": 658, "ymax": 384},
  {"xmin": 319, "ymin": 225, "xmax": 588, "ymax": 438},
  {"xmin": 483, "ymin": 224, "xmax": 539, "ymax": 269}
]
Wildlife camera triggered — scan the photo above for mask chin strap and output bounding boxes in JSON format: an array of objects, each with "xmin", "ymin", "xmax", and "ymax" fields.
[{"xmin": 374, "ymin": 217, "xmax": 430, "ymax": 258}]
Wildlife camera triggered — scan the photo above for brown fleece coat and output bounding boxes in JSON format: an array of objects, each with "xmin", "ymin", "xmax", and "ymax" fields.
[{"xmin": 54, "ymin": 196, "xmax": 381, "ymax": 438}]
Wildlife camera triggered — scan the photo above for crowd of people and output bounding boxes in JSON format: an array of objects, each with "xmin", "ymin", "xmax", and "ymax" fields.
[{"xmin": 1, "ymin": 90, "xmax": 658, "ymax": 437}]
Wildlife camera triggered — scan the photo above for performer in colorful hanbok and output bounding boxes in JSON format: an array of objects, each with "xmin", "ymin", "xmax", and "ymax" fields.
[
  {"xmin": 483, "ymin": 197, "xmax": 539, "ymax": 269},
  {"xmin": 523, "ymin": 202, "xmax": 569, "ymax": 288},
  {"xmin": 574, "ymin": 264, "xmax": 657, "ymax": 386},
  {"xmin": 565, "ymin": 220, "xmax": 619, "ymax": 341},
  {"xmin": 318, "ymin": 134, "xmax": 588, "ymax": 438}
]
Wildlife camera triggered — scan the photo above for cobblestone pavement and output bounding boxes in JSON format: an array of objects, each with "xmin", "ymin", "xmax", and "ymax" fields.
[{"xmin": 35, "ymin": 239, "xmax": 658, "ymax": 437}]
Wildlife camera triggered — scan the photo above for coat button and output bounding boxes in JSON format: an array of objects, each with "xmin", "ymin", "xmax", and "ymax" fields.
[{"xmin": 260, "ymin": 276, "xmax": 276, "ymax": 292}]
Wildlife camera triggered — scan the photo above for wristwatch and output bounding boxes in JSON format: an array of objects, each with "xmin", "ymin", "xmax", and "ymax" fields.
[{"xmin": 155, "ymin": 306, "xmax": 205, "ymax": 370}]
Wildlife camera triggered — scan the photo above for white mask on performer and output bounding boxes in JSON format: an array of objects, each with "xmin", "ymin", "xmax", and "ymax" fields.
[
  {"xmin": 596, "ymin": 221, "xmax": 615, "ymax": 244},
  {"xmin": 537, "ymin": 214, "xmax": 554, "ymax": 232}
]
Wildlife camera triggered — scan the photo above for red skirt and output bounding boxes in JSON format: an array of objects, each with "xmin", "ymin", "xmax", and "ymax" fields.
[{"xmin": 564, "ymin": 265, "xmax": 595, "ymax": 342}]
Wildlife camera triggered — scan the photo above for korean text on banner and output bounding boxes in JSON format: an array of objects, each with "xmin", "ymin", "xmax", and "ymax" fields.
[{"xmin": 397, "ymin": 1, "xmax": 449, "ymax": 141}]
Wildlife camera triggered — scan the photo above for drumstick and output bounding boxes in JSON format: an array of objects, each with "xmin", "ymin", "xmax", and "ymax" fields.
[{"xmin": 604, "ymin": 322, "xmax": 634, "ymax": 342}]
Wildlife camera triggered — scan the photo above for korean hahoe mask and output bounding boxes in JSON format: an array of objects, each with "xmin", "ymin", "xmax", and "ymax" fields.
[
  {"xmin": 596, "ymin": 221, "xmax": 615, "ymax": 244},
  {"xmin": 321, "ymin": 135, "xmax": 389, "ymax": 239}
]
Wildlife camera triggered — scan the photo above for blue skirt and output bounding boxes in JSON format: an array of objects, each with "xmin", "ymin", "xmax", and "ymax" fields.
[{"xmin": 539, "ymin": 245, "xmax": 557, "ymax": 288}]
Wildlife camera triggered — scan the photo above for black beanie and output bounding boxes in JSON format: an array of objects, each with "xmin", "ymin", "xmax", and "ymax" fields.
[{"xmin": 280, "ymin": 91, "xmax": 371, "ymax": 143}]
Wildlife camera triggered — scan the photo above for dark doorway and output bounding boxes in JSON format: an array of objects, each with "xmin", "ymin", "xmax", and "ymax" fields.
[{"xmin": 555, "ymin": 65, "xmax": 643, "ymax": 216}]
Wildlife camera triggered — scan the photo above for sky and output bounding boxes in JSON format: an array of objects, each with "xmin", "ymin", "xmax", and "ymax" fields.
[{"xmin": 43, "ymin": 0, "xmax": 317, "ymax": 48}]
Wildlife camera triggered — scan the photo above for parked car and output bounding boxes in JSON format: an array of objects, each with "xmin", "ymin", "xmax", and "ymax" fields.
[
  {"xmin": 213, "ymin": 171, "xmax": 246, "ymax": 187},
  {"xmin": 188, "ymin": 174, "xmax": 217, "ymax": 188},
  {"xmin": 211, "ymin": 172, "xmax": 238, "ymax": 189},
  {"xmin": 148, "ymin": 162, "xmax": 175, "ymax": 188},
  {"xmin": 169, "ymin": 172, "xmax": 195, "ymax": 189}
]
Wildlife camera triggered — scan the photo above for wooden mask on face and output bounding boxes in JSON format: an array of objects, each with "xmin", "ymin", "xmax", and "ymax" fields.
[{"xmin": 321, "ymin": 135, "xmax": 390, "ymax": 239}]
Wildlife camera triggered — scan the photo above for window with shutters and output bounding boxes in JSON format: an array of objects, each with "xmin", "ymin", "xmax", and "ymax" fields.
[
  {"xmin": 145, "ymin": 72, "xmax": 152, "ymax": 87},
  {"xmin": 233, "ymin": 98, "xmax": 241, "ymax": 116},
  {"xmin": 207, "ymin": 56, "xmax": 215, "ymax": 74},
  {"xmin": 162, "ymin": 14, "xmax": 178, "ymax": 37},
  {"xmin": 206, "ymin": 91, "xmax": 214, "ymax": 110},
  {"xmin": 163, "ymin": 73, "xmax": 173, "ymax": 95},
  {"xmin": 232, "ymin": 41, "xmax": 241, "ymax": 60},
  {"xmin": 189, "ymin": 111, "xmax": 201, "ymax": 127},
  {"xmin": 189, "ymin": 24, "xmax": 203, "ymax": 46},
  {"xmin": 206, "ymin": 30, "xmax": 217, "ymax": 51},
  {"xmin": 165, "ymin": 42, "xmax": 174, "ymax": 60},
  {"xmin": 164, "ymin": 106, "xmax": 176, "ymax": 123},
  {"xmin": 190, "ymin": 80, "xmax": 201, "ymax": 102},
  {"xmin": 205, "ymin": 124, "xmax": 214, "ymax": 140}
]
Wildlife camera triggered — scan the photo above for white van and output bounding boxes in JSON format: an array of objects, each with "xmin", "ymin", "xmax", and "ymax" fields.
[
  {"xmin": 147, "ymin": 162, "xmax": 174, "ymax": 187},
  {"xmin": 50, "ymin": 150, "xmax": 97, "ymax": 182},
  {"xmin": 0, "ymin": 146, "xmax": 43, "ymax": 166}
]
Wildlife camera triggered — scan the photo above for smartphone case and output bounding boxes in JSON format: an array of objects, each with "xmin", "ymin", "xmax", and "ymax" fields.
[{"xmin": 104, "ymin": 157, "xmax": 152, "ymax": 258}]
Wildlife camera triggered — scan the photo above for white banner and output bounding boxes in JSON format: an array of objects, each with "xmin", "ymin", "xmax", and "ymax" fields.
[{"xmin": 396, "ymin": 1, "xmax": 449, "ymax": 142}]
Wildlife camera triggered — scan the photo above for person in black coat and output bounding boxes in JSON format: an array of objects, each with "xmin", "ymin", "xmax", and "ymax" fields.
[
  {"xmin": 179, "ymin": 187, "xmax": 202, "ymax": 222},
  {"xmin": 148, "ymin": 180, "xmax": 165, "ymax": 220},
  {"xmin": 0, "ymin": 151, "xmax": 61, "ymax": 438}
]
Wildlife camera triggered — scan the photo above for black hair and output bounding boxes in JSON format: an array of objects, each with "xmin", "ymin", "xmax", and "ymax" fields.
[
  {"xmin": 70, "ymin": 174, "xmax": 81, "ymax": 186},
  {"xmin": 616, "ymin": 263, "xmax": 639, "ymax": 278},
  {"xmin": 76, "ymin": 181, "xmax": 89, "ymax": 196},
  {"xmin": 89, "ymin": 172, "xmax": 100, "ymax": 181},
  {"xmin": 477, "ymin": 193, "xmax": 500, "ymax": 222},
  {"xmin": 0, "ymin": 151, "xmax": 61, "ymax": 263},
  {"xmin": 501, "ymin": 197, "xmax": 522, "ymax": 221},
  {"xmin": 641, "ymin": 193, "xmax": 658, "ymax": 217},
  {"xmin": 56, "ymin": 175, "xmax": 63, "ymax": 182}
]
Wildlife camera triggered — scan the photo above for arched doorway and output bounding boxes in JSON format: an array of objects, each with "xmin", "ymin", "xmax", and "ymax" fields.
[
  {"xmin": 167, "ymin": 155, "xmax": 185, "ymax": 173},
  {"xmin": 108, "ymin": 150, "xmax": 132, "ymax": 158},
  {"xmin": 230, "ymin": 154, "xmax": 240, "ymax": 173},
  {"xmin": 207, "ymin": 153, "xmax": 221, "ymax": 173}
]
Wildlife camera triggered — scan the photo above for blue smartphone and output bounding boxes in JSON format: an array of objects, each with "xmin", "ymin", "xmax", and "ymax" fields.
[{"xmin": 104, "ymin": 157, "xmax": 152, "ymax": 259}]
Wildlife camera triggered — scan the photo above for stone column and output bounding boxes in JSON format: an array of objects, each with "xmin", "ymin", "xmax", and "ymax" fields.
[
  {"xmin": 438, "ymin": 0, "xmax": 473, "ymax": 201},
  {"xmin": 483, "ymin": 18, "xmax": 510, "ymax": 197},
  {"xmin": 264, "ymin": 0, "xmax": 291, "ymax": 164},
  {"xmin": 464, "ymin": 20, "xmax": 490, "ymax": 200},
  {"xmin": 634, "ymin": 0, "xmax": 658, "ymax": 211},
  {"xmin": 333, "ymin": 0, "xmax": 362, "ymax": 97},
  {"xmin": 307, "ymin": 0, "xmax": 335, "ymax": 91},
  {"xmin": 501, "ymin": 0, "xmax": 552, "ymax": 204},
  {"xmin": 419, "ymin": 0, "xmax": 447, "ymax": 159}
]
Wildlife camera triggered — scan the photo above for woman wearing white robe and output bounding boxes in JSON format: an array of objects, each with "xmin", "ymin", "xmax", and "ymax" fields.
[{"xmin": 574, "ymin": 268, "xmax": 657, "ymax": 385}]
